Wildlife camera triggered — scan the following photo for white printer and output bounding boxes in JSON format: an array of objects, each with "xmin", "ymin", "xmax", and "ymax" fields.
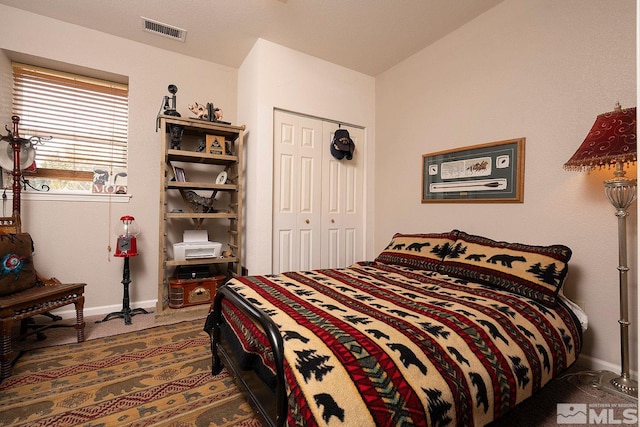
[{"xmin": 173, "ymin": 230, "xmax": 222, "ymax": 261}]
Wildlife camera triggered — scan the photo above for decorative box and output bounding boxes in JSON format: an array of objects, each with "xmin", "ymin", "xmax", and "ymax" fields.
[
  {"xmin": 205, "ymin": 134, "xmax": 225, "ymax": 155},
  {"xmin": 169, "ymin": 274, "xmax": 226, "ymax": 309}
]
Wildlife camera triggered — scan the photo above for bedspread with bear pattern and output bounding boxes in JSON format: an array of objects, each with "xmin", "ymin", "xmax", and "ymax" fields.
[{"xmin": 219, "ymin": 261, "xmax": 582, "ymax": 426}]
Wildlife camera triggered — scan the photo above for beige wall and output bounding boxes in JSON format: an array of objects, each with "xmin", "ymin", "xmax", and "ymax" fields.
[
  {"xmin": 0, "ymin": 5, "xmax": 238, "ymax": 316},
  {"xmin": 375, "ymin": 0, "xmax": 637, "ymax": 373}
]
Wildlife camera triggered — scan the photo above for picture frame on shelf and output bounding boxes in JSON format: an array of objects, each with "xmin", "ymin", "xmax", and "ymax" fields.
[
  {"xmin": 422, "ymin": 138, "xmax": 525, "ymax": 203},
  {"xmin": 173, "ymin": 166, "xmax": 186, "ymax": 182}
]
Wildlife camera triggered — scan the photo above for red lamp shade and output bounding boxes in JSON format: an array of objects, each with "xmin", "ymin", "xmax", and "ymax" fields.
[{"xmin": 564, "ymin": 104, "xmax": 637, "ymax": 172}]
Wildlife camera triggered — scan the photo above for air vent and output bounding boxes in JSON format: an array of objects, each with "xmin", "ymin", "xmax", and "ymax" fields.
[{"xmin": 141, "ymin": 17, "xmax": 187, "ymax": 42}]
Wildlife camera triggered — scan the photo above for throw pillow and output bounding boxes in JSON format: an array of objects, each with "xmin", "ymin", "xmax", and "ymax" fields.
[
  {"xmin": 0, "ymin": 233, "xmax": 37, "ymax": 296},
  {"xmin": 375, "ymin": 232, "xmax": 458, "ymax": 272},
  {"xmin": 439, "ymin": 230, "xmax": 572, "ymax": 306}
]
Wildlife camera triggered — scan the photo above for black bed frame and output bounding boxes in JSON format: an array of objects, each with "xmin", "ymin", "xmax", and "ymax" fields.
[{"xmin": 206, "ymin": 284, "xmax": 287, "ymax": 427}]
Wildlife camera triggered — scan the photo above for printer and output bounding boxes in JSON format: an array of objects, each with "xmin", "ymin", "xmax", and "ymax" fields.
[{"xmin": 173, "ymin": 230, "xmax": 222, "ymax": 261}]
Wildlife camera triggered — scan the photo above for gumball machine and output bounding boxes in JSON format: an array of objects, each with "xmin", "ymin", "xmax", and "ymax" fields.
[
  {"xmin": 99, "ymin": 216, "xmax": 150, "ymax": 325},
  {"xmin": 114, "ymin": 215, "xmax": 139, "ymax": 257}
]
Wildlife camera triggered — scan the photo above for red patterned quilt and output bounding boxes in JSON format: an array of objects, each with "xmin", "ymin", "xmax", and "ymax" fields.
[{"xmin": 220, "ymin": 261, "xmax": 582, "ymax": 426}]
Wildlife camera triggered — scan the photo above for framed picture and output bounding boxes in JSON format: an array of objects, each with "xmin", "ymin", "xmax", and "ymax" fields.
[
  {"xmin": 422, "ymin": 138, "xmax": 525, "ymax": 203},
  {"xmin": 206, "ymin": 134, "xmax": 225, "ymax": 155},
  {"xmin": 173, "ymin": 166, "xmax": 186, "ymax": 182}
]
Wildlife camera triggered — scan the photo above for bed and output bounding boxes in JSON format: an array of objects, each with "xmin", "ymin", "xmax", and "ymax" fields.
[{"xmin": 205, "ymin": 230, "xmax": 586, "ymax": 426}]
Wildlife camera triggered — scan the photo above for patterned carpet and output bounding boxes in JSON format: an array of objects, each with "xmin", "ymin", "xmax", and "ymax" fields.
[{"xmin": 0, "ymin": 320, "xmax": 261, "ymax": 427}]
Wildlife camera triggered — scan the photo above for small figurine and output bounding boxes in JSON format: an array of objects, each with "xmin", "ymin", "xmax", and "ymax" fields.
[
  {"xmin": 169, "ymin": 124, "xmax": 184, "ymax": 150},
  {"xmin": 188, "ymin": 102, "xmax": 229, "ymax": 124},
  {"xmin": 188, "ymin": 102, "xmax": 209, "ymax": 120},
  {"xmin": 196, "ymin": 137, "xmax": 206, "ymax": 152},
  {"xmin": 208, "ymin": 103, "xmax": 223, "ymax": 122}
]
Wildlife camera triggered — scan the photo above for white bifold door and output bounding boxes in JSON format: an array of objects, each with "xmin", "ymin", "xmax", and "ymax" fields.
[{"xmin": 273, "ymin": 110, "xmax": 364, "ymax": 274}]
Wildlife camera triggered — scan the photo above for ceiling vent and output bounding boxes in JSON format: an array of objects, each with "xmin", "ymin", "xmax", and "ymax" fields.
[{"xmin": 141, "ymin": 17, "xmax": 187, "ymax": 42}]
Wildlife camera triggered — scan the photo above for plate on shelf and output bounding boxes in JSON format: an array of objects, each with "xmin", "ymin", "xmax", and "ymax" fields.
[{"xmin": 216, "ymin": 171, "xmax": 228, "ymax": 185}]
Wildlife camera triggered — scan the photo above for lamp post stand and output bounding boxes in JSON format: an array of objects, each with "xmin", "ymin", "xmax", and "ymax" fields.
[
  {"xmin": 597, "ymin": 164, "xmax": 638, "ymax": 399},
  {"xmin": 98, "ymin": 256, "xmax": 150, "ymax": 325}
]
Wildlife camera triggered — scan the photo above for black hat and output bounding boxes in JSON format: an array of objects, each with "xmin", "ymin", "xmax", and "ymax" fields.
[{"xmin": 330, "ymin": 129, "xmax": 355, "ymax": 160}]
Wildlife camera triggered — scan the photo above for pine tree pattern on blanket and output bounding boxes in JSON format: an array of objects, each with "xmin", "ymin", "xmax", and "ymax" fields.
[{"xmin": 222, "ymin": 261, "xmax": 582, "ymax": 427}]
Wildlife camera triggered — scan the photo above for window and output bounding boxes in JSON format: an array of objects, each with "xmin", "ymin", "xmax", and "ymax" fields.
[{"xmin": 11, "ymin": 63, "xmax": 129, "ymax": 192}]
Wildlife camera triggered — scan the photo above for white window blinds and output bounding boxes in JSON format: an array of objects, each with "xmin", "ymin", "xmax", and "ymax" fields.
[{"xmin": 12, "ymin": 63, "xmax": 129, "ymax": 181}]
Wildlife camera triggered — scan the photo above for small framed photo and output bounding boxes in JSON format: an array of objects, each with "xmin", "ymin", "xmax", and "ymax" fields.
[
  {"xmin": 206, "ymin": 135, "xmax": 225, "ymax": 155},
  {"xmin": 173, "ymin": 166, "xmax": 186, "ymax": 182}
]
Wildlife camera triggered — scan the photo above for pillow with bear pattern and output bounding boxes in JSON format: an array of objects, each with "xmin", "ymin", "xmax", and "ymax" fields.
[
  {"xmin": 375, "ymin": 232, "xmax": 457, "ymax": 272},
  {"xmin": 439, "ymin": 230, "xmax": 572, "ymax": 306}
]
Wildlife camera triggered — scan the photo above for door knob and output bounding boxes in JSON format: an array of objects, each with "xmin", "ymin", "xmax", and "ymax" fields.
[{"xmin": 305, "ymin": 219, "xmax": 310, "ymax": 224}]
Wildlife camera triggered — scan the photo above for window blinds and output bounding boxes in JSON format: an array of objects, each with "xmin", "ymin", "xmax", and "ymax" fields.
[{"xmin": 12, "ymin": 63, "xmax": 129, "ymax": 178}]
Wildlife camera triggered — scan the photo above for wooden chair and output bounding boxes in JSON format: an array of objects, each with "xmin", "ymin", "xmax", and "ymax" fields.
[
  {"xmin": 0, "ymin": 116, "xmax": 86, "ymax": 380},
  {"xmin": 0, "ymin": 214, "xmax": 86, "ymax": 380}
]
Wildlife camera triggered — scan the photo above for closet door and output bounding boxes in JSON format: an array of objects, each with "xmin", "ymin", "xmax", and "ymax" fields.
[
  {"xmin": 273, "ymin": 110, "xmax": 365, "ymax": 274},
  {"xmin": 273, "ymin": 110, "xmax": 323, "ymax": 273},
  {"xmin": 321, "ymin": 123, "xmax": 364, "ymax": 269}
]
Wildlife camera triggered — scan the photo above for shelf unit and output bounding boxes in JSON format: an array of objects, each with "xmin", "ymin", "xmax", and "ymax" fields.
[{"xmin": 157, "ymin": 115, "xmax": 245, "ymax": 316}]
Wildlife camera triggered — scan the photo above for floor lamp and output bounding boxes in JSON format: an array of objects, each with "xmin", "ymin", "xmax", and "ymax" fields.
[{"xmin": 564, "ymin": 103, "xmax": 637, "ymax": 399}]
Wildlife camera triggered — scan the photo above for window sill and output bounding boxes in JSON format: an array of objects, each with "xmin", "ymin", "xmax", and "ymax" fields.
[{"xmin": 4, "ymin": 190, "xmax": 132, "ymax": 203}]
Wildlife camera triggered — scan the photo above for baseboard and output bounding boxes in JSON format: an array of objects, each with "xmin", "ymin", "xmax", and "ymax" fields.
[
  {"xmin": 46, "ymin": 299, "xmax": 157, "ymax": 320},
  {"xmin": 577, "ymin": 353, "xmax": 638, "ymax": 381}
]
